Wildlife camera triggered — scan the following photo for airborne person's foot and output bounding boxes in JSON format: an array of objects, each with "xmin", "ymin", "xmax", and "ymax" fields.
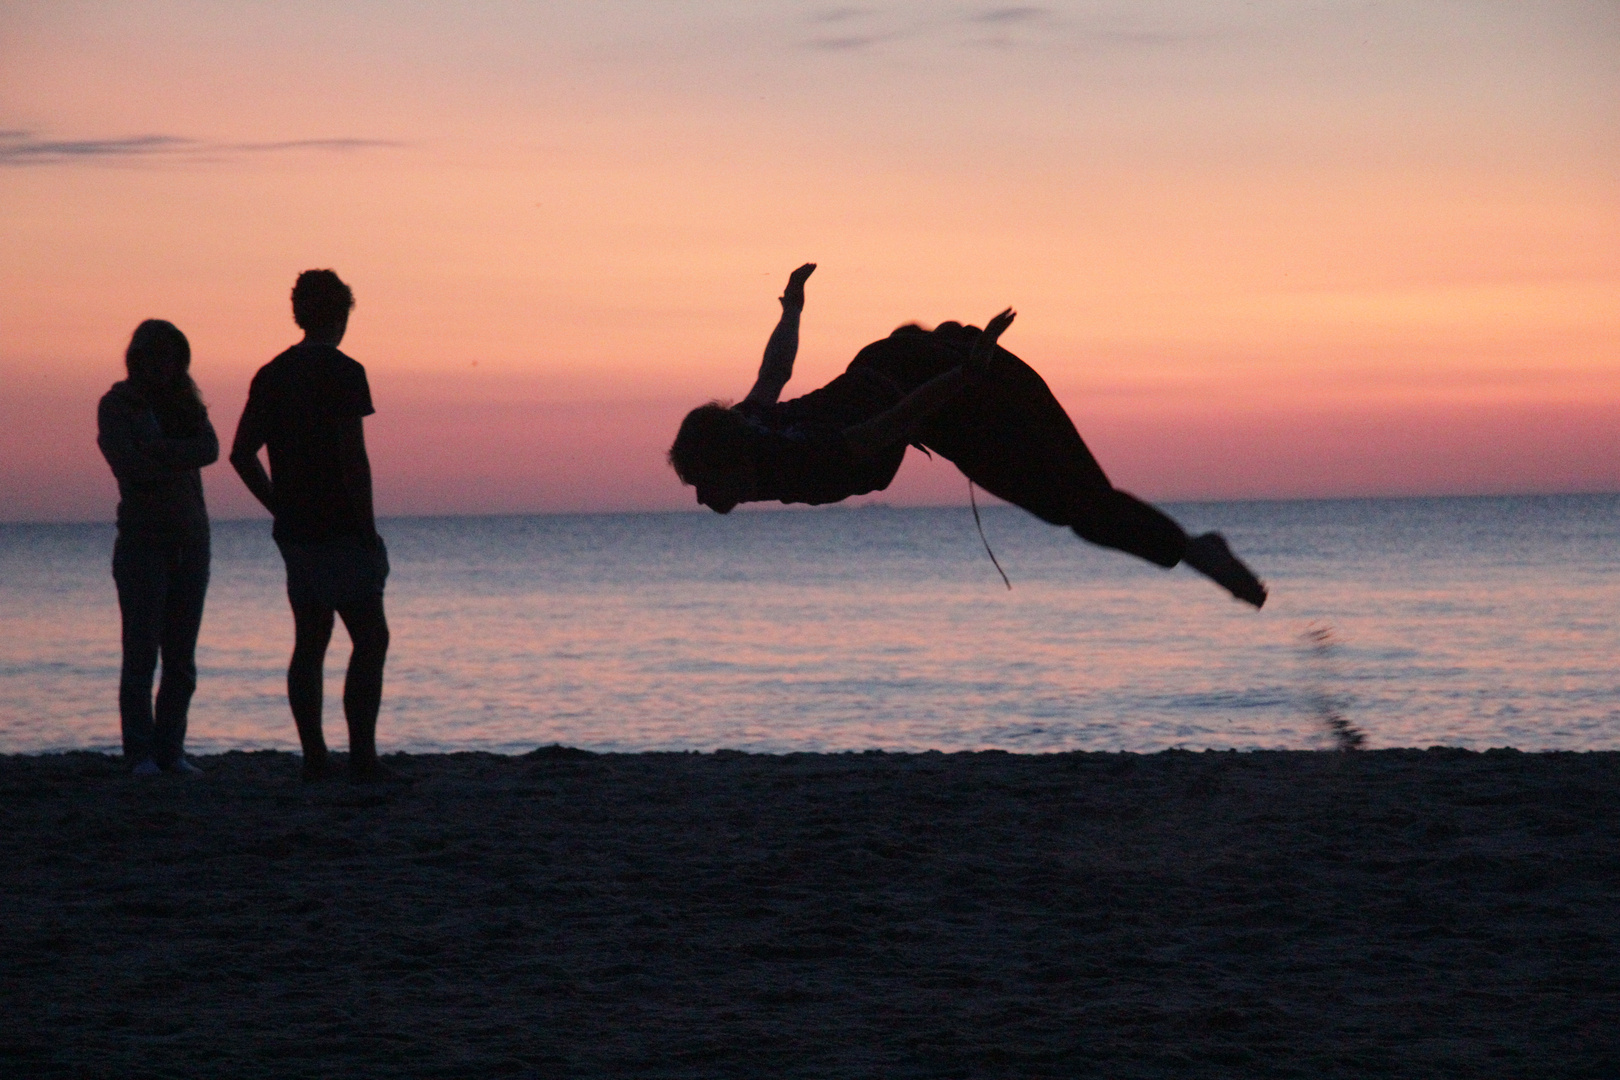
[{"xmin": 1183, "ymin": 532, "xmax": 1267, "ymax": 608}]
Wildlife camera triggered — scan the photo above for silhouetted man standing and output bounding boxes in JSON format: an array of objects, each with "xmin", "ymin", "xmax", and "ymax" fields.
[{"xmin": 231, "ymin": 270, "xmax": 394, "ymax": 782}]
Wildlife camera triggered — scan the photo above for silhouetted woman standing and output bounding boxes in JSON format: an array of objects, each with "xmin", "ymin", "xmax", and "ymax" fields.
[{"xmin": 97, "ymin": 320, "xmax": 218, "ymax": 775}]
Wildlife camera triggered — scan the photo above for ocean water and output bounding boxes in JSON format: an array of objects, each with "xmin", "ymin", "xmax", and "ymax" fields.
[{"xmin": 2, "ymin": 495, "xmax": 1616, "ymax": 756}]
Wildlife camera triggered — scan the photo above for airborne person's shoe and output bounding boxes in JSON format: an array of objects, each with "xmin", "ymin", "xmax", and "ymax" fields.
[{"xmin": 1183, "ymin": 532, "xmax": 1267, "ymax": 608}]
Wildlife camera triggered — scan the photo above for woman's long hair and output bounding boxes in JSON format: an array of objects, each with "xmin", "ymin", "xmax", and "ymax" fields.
[{"xmin": 125, "ymin": 319, "xmax": 205, "ymax": 436}]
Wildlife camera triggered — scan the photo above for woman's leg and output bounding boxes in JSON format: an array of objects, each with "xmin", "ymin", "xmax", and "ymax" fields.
[
  {"xmin": 152, "ymin": 534, "xmax": 209, "ymax": 767},
  {"xmin": 112, "ymin": 534, "xmax": 165, "ymax": 764}
]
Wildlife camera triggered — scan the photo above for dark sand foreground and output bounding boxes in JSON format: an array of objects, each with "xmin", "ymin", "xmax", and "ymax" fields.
[{"xmin": 2, "ymin": 748, "xmax": 1616, "ymax": 1078}]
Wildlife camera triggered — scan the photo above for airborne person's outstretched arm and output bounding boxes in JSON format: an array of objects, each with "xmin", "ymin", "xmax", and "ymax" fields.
[{"xmin": 743, "ymin": 263, "xmax": 816, "ymax": 406}]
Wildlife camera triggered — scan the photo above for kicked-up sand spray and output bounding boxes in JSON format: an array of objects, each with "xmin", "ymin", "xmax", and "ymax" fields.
[{"xmin": 1301, "ymin": 623, "xmax": 1366, "ymax": 751}]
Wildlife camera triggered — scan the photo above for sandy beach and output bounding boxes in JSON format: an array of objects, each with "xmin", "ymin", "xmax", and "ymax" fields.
[{"xmin": 1, "ymin": 747, "xmax": 1615, "ymax": 1078}]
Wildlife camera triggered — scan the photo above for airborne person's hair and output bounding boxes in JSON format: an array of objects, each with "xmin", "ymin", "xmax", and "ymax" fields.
[{"xmin": 668, "ymin": 402, "xmax": 750, "ymax": 484}]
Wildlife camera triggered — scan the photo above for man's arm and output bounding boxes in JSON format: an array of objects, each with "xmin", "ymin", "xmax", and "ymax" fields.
[
  {"xmin": 333, "ymin": 416, "xmax": 380, "ymax": 545},
  {"xmin": 228, "ymin": 400, "xmax": 276, "ymax": 513},
  {"xmin": 842, "ymin": 308, "xmax": 1015, "ymax": 461},
  {"xmin": 743, "ymin": 263, "xmax": 816, "ymax": 406}
]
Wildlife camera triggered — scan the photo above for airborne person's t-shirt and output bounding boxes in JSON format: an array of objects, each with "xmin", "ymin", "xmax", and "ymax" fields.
[
  {"xmin": 730, "ymin": 323, "xmax": 983, "ymax": 507},
  {"xmin": 732, "ymin": 366, "xmax": 909, "ymax": 506},
  {"xmin": 242, "ymin": 342, "xmax": 374, "ymax": 545}
]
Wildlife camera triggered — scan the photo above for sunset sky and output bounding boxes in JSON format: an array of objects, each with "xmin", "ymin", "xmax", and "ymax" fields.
[{"xmin": 3, "ymin": 1, "xmax": 1616, "ymax": 521}]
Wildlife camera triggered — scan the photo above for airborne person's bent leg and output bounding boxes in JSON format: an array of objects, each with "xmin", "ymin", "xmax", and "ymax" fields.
[
  {"xmin": 1067, "ymin": 489, "xmax": 1188, "ymax": 569},
  {"xmin": 915, "ymin": 350, "xmax": 1190, "ymax": 567},
  {"xmin": 900, "ymin": 331, "xmax": 1264, "ymax": 604}
]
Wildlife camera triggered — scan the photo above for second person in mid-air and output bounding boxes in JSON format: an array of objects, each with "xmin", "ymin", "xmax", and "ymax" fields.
[{"xmin": 668, "ymin": 263, "xmax": 1266, "ymax": 607}]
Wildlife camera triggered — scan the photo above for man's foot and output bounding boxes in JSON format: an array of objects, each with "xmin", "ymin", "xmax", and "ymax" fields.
[
  {"xmin": 1183, "ymin": 533, "xmax": 1267, "ymax": 608},
  {"xmin": 131, "ymin": 758, "xmax": 162, "ymax": 777},
  {"xmin": 300, "ymin": 755, "xmax": 340, "ymax": 784},
  {"xmin": 162, "ymin": 757, "xmax": 204, "ymax": 777}
]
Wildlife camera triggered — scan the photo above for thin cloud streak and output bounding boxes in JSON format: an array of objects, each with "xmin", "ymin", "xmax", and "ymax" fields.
[
  {"xmin": 0, "ymin": 132, "xmax": 403, "ymax": 166},
  {"xmin": 795, "ymin": 4, "xmax": 1211, "ymax": 54},
  {"xmin": 973, "ymin": 7, "xmax": 1047, "ymax": 24},
  {"xmin": 806, "ymin": 32, "xmax": 902, "ymax": 51},
  {"xmin": 0, "ymin": 135, "xmax": 190, "ymax": 161}
]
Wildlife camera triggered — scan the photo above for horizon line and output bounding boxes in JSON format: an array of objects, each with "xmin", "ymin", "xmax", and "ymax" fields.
[{"xmin": 6, "ymin": 489, "xmax": 1618, "ymax": 528}]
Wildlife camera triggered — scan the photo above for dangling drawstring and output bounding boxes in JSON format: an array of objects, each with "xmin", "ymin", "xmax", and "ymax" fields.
[{"xmin": 969, "ymin": 481, "xmax": 1011, "ymax": 590}]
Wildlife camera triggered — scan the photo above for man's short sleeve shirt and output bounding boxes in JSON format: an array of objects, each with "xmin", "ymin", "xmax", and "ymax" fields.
[{"xmin": 243, "ymin": 343, "xmax": 374, "ymax": 544}]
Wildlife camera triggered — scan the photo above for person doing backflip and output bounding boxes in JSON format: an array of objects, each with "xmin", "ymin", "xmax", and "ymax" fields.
[{"xmin": 668, "ymin": 264, "xmax": 1267, "ymax": 607}]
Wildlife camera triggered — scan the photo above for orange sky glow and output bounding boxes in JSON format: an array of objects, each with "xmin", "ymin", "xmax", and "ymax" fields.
[{"xmin": 2, "ymin": 1, "xmax": 1616, "ymax": 520}]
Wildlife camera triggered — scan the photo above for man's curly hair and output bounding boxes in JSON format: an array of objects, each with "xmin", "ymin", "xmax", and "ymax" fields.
[{"xmin": 291, "ymin": 269, "xmax": 355, "ymax": 334}]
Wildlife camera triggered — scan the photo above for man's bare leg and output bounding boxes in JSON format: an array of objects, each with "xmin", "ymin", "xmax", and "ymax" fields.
[
  {"xmin": 336, "ymin": 594, "xmax": 390, "ymax": 781},
  {"xmin": 289, "ymin": 601, "xmax": 338, "ymax": 779}
]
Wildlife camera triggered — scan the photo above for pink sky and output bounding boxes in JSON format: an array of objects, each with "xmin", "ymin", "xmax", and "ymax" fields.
[{"xmin": 2, "ymin": 2, "xmax": 1616, "ymax": 521}]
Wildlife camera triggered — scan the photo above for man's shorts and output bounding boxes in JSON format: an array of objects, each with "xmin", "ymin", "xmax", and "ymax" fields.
[{"xmin": 279, "ymin": 536, "xmax": 389, "ymax": 610}]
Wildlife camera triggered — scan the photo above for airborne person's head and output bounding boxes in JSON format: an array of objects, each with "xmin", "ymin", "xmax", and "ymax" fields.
[{"xmin": 668, "ymin": 402, "xmax": 757, "ymax": 514}]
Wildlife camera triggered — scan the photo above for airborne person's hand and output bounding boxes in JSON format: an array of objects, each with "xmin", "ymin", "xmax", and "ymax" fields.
[
  {"xmin": 780, "ymin": 263, "xmax": 816, "ymax": 313},
  {"xmin": 967, "ymin": 307, "xmax": 1016, "ymax": 376}
]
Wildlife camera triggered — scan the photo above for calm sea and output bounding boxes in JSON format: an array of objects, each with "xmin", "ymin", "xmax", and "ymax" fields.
[{"xmin": 2, "ymin": 495, "xmax": 1616, "ymax": 756}]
